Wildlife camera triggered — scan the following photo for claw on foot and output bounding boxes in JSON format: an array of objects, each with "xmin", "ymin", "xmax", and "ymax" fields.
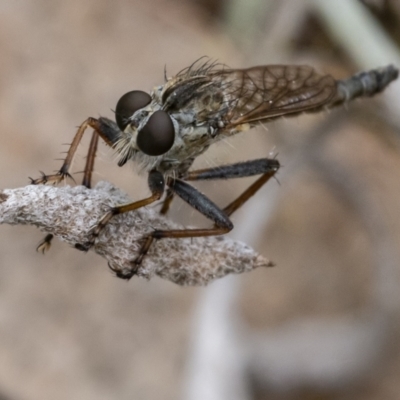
[
  {"xmin": 88, "ymin": 208, "xmax": 115, "ymax": 238},
  {"xmin": 73, "ymin": 208, "xmax": 116, "ymax": 255},
  {"xmin": 29, "ymin": 170, "xmax": 74, "ymax": 185},
  {"xmin": 36, "ymin": 234, "xmax": 54, "ymax": 254},
  {"xmin": 108, "ymin": 261, "xmax": 139, "ymax": 280},
  {"xmin": 75, "ymin": 242, "xmax": 91, "ymax": 252}
]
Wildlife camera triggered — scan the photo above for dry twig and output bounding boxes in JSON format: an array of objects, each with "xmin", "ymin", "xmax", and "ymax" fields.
[{"xmin": 0, "ymin": 181, "xmax": 271, "ymax": 285}]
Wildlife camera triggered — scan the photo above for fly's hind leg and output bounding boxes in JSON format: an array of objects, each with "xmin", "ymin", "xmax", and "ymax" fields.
[
  {"xmin": 124, "ymin": 157, "xmax": 280, "ymax": 280},
  {"xmin": 185, "ymin": 157, "xmax": 280, "ymax": 217},
  {"xmin": 76, "ymin": 169, "xmax": 165, "ymax": 262},
  {"xmin": 121, "ymin": 177, "xmax": 234, "ymax": 280}
]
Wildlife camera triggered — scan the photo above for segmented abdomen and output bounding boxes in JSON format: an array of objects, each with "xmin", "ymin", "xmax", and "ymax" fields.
[{"xmin": 334, "ymin": 65, "xmax": 398, "ymax": 105}]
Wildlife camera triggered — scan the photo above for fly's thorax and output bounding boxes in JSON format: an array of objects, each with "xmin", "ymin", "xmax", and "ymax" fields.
[{"xmin": 169, "ymin": 123, "xmax": 213, "ymax": 160}]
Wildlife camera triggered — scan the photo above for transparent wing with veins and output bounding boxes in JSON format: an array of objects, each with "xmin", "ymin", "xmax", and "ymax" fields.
[{"xmin": 208, "ymin": 65, "xmax": 337, "ymax": 127}]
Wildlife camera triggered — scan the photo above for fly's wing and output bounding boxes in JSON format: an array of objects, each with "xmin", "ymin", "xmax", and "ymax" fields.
[{"xmin": 210, "ymin": 65, "xmax": 337, "ymax": 127}]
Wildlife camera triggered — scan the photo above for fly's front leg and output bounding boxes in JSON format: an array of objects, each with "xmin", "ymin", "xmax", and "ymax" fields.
[
  {"xmin": 81, "ymin": 131, "xmax": 99, "ymax": 189},
  {"xmin": 33, "ymin": 117, "xmax": 122, "ymax": 253},
  {"xmin": 36, "ymin": 234, "xmax": 54, "ymax": 254},
  {"xmin": 36, "ymin": 131, "xmax": 100, "ymax": 253},
  {"xmin": 30, "ymin": 117, "xmax": 119, "ymax": 185},
  {"xmin": 30, "ymin": 118, "xmax": 96, "ymax": 185},
  {"xmin": 77, "ymin": 170, "xmax": 165, "ymax": 255}
]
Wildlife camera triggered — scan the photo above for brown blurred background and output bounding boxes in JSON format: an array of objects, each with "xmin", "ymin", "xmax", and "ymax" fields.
[{"xmin": 1, "ymin": 0, "xmax": 400, "ymax": 399}]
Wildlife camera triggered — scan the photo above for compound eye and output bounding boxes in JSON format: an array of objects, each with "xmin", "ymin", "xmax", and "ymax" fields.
[
  {"xmin": 137, "ymin": 111, "xmax": 175, "ymax": 156},
  {"xmin": 115, "ymin": 90, "xmax": 151, "ymax": 131}
]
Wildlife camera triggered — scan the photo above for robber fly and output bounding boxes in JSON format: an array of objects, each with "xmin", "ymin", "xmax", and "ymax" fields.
[{"xmin": 31, "ymin": 59, "xmax": 398, "ymax": 279}]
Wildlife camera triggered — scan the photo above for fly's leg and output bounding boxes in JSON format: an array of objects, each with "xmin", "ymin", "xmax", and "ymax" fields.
[
  {"xmin": 159, "ymin": 157, "xmax": 279, "ymax": 217},
  {"xmin": 186, "ymin": 157, "xmax": 280, "ymax": 216},
  {"xmin": 122, "ymin": 158, "xmax": 280, "ymax": 280},
  {"xmin": 30, "ymin": 117, "xmax": 120, "ymax": 185},
  {"xmin": 81, "ymin": 131, "xmax": 99, "ymax": 189},
  {"xmin": 110, "ymin": 185, "xmax": 172, "ymax": 275},
  {"xmin": 33, "ymin": 117, "xmax": 122, "ymax": 253},
  {"xmin": 77, "ymin": 170, "xmax": 165, "ymax": 255},
  {"xmin": 36, "ymin": 234, "xmax": 54, "ymax": 254},
  {"xmin": 36, "ymin": 131, "xmax": 101, "ymax": 253},
  {"xmin": 159, "ymin": 189, "xmax": 174, "ymax": 215},
  {"xmin": 122, "ymin": 178, "xmax": 234, "ymax": 279},
  {"xmin": 160, "ymin": 160, "xmax": 195, "ymax": 215}
]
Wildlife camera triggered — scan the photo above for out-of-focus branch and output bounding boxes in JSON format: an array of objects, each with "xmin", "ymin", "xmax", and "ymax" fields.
[
  {"xmin": 310, "ymin": 0, "xmax": 400, "ymax": 126},
  {"xmin": 310, "ymin": 0, "xmax": 400, "ymax": 68},
  {"xmin": 0, "ymin": 182, "xmax": 271, "ymax": 285}
]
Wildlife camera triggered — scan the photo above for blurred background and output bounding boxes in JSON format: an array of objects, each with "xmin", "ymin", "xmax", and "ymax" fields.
[{"xmin": 1, "ymin": 0, "xmax": 400, "ymax": 399}]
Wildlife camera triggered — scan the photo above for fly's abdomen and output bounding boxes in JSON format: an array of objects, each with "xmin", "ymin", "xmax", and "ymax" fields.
[{"xmin": 334, "ymin": 65, "xmax": 398, "ymax": 105}]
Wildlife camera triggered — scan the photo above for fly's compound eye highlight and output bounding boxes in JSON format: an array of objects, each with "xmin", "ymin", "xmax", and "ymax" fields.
[
  {"xmin": 115, "ymin": 90, "xmax": 152, "ymax": 131},
  {"xmin": 137, "ymin": 110, "xmax": 175, "ymax": 156}
]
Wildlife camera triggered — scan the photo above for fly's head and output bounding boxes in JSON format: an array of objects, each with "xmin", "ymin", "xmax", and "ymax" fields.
[{"xmin": 114, "ymin": 89, "xmax": 176, "ymax": 168}]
